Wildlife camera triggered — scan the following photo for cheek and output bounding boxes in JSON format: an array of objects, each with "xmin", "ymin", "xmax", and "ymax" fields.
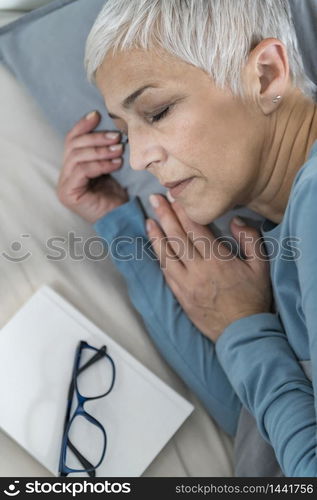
[
  {"xmin": 164, "ymin": 104, "xmax": 255, "ymax": 217},
  {"xmin": 168, "ymin": 110, "xmax": 234, "ymax": 179}
]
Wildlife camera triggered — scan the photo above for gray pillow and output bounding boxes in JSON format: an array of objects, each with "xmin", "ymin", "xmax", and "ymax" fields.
[{"xmin": 289, "ymin": 0, "xmax": 317, "ymax": 88}]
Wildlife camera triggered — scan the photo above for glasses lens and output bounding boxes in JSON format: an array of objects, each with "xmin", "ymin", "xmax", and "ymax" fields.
[
  {"xmin": 76, "ymin": 347, "xmax": 114, "ymax": 399},
  {"xmin": 65, "ymin": 413, "xmax": 106, "ymax": 473}
]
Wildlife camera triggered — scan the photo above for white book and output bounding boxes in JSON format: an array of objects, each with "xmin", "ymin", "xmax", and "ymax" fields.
[{"xmin": 0, "ymin": 286, "xmax": 194, "ymax": 477}]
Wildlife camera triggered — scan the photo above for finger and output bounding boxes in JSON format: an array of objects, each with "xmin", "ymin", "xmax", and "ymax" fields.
[
  {"xmin": 159, "ymin": 266, "xmax": 186, "ymax": 306},
  {"xmin": 64, "ymin": 144, "xmax": 123, "ymax": 176},
  {"xmin": 149, "ymin": 194, "xmax": 200, "ymax": 262},
  {"xmin": 145, "ymin": 218, "xmax": 186, "ymax": 274},
  {"xmin": 74, "ymin": 159, "xmax": 123, "ymax": 187},
  {"xmin": 60, "ymin": 159, "xmax": 123, "ymax": 194},
  {"xmin": 64, "ymin": 130, "xmax": 121, "ymax": 163},
  {"xmin": 65, "ymin": 110, "xmax": 101, "ymax": 144},
  {"xmin": 169, "ymin": 199, "xmax": 216, "ymax": 258},
  {"xmin": 230, "ymin": 217, "xmax": 268, "ymax": 265}
]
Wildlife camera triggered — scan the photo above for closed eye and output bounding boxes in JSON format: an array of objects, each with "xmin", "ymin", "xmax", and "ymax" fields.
[
  {"xmin": 150, "ymin": 106, "xmax": 171, "ymax": 123},
  {"xmin": 117, "ymin": 105, "xmax": 173, "ymax": 143}
]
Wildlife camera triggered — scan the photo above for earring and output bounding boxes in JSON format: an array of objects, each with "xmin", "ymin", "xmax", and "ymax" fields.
[{"xmin": 272, "ymin": 95, "xmax": 282, "ymax": 104}]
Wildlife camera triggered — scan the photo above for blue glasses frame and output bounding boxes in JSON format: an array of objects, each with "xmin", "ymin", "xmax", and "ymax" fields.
[{"xmin": 58, "ymin": 340, "xmax": 116, "ymax": 477}]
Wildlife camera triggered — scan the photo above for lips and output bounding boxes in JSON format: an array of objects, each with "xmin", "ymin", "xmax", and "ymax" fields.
[
  {"xmin": 163, "ymin": 176, "xmax": 194, "ymax": 188},
  {"xmin": 164, "ymin": 177, "xmax": 195, "ymax": 198}
]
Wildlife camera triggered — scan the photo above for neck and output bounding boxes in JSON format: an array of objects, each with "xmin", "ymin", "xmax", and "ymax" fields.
[{"xmin": 247, "ymin": 90, "xmax": 317, "ymax": 223}]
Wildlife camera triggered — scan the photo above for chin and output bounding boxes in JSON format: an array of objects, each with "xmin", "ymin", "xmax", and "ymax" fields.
[
  {"xmin": 183, "ymin": 194, "xmax": 233, "ymax": 225},
  {"xmin": 182, "ymin": 203, "xmax": 214, "ymax": 225}
]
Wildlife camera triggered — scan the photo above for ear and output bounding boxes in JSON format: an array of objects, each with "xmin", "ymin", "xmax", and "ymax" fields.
[{"xmin": 242, "ymin": 38, "xmax": 290, "ymax": 114}]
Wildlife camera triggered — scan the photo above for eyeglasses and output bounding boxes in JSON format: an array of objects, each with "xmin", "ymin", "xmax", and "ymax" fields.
[{"xmin": 58, "ymin": 340, "xmax": 116, "ymax": 477}]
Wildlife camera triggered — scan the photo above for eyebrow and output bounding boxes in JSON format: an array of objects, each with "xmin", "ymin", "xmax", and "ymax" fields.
[{"xmin": 108, "ymin": 84, "xmax": 159, "ymax": 119}]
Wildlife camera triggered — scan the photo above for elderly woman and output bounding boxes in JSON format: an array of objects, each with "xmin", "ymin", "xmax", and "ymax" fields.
[{"xmin": 58, "ymin": 0, "xmax": 317, "ymax": 477}]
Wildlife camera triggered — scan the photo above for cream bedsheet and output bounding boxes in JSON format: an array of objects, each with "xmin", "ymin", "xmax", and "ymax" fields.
[{"xmin": 0, "ymin": 10, "xmax": 234, "ymax": 477}]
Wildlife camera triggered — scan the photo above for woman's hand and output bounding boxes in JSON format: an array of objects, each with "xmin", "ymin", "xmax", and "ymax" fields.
[
  {"xmin": 57, "ymin": 110, "xmax": 129, "ymax": 223},
  {"xmin": 146, "ymin": 194, "xmax": 273, "ymax": 342}
]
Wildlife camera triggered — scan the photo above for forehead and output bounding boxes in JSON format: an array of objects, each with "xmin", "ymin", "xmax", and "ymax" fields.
[{"xmin": 95, "ymin": 48, "xmax": 209, "ymax": 106}]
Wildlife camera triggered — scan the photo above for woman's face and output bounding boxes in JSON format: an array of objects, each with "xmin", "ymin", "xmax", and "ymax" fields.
[{"xmin": 96, "ymin": 48, "xmax": 266, "ymax": 224}]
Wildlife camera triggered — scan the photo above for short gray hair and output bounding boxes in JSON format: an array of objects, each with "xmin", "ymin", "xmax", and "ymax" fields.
[{"xmin": 84, "ymin": 0, "xmax": 315, "ymax": 98}]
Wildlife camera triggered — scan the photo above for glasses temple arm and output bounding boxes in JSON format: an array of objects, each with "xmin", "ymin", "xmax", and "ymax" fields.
[
  {"xmin": 77, "ymin": 347, "xmax": 107, "ymax": 375},
  {"xmin": 66, "ymin": 438, "xmax": 96, "ymax": 477}
]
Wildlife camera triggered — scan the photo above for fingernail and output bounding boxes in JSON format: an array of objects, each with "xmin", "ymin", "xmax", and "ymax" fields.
[
  {"xmin": 111, "ymin": 158, "xmax": 122, "ymax": 164},
  {"xmin": 233, "ymin": 216, "xmax": 246, "ymax": 226},
  {"xmin": 105, "ymin": 132, "xmax": 120, "ymax": 140},
  {"xmin": 149, "ymin": 194, "xmax": 159, "ymax": 208},
  {"xmin": 146, "ymin": 219, "xmax": 153, "ymax": 232},
  {"xmin": 166, "ymin": 190, "xmax": 175, "ymax": 203},
  {"xmin": 109, "ymin": 144, "xmax": 123, "ymax": 151},
  {"xmin": 85, "ymin": 110, "xmax": 98, "ymax": 120}
]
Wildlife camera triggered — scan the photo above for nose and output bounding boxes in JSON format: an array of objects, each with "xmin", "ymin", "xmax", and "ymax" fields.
[{"xmin": 127, "ymin": 126, "xmax": 166, "ymax": 172}]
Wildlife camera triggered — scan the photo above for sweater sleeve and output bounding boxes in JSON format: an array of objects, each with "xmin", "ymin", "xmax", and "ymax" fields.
[
  {"xmin": 94, "ymin": 196, "xmax": 241, "ymax": 436},
  {"xmin": 215, "ymin": 173, "xmax": 317, "ymax": 476}
]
